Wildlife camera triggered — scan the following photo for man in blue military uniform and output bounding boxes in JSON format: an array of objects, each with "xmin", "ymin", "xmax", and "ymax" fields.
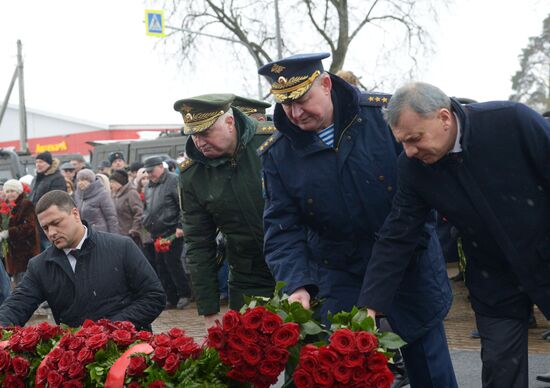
[
  {"xmin": 360, "ymin": 82, "xmax": 550, "ymax": 388},
  {"xmin": 258, "ymin": 53, "xmax": 457, "ymax": 388}
]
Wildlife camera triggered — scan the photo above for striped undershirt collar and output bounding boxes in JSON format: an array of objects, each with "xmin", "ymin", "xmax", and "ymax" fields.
[{"xmin": 317, "ymin": 123, "xmax": 335, "ymax": 147}]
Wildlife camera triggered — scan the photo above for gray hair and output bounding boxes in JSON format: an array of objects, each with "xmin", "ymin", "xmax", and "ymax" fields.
[{"xmin": 383, "ymin": 82, "xmax": 451, "ymax": 127}]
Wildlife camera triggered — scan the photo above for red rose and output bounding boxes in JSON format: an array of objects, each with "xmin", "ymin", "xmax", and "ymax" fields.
[
  {"xmin": 227, "ymin": 348, "xmax": 242, "ymax": 365},
  {"xmin": 77, "ymin": 347, "xmax": 94, "ymax": 364},
  {"xmin": 207, "ymin": 325, "xmax": 225, "ymax": 349},
  {"xmin": 168, "ymin": 327, "xmax": 186, "ymax": 338},
  {"xmin": 353, "ymin": 366, "xmax": 367, "ymax": 383},
  {"xmin": 294, "ymin": 368, "xmax": 315, "ymax": 388},
  {"xmin": 356, "ymin": 331, "xmax": 378, "ymax": 353},
  {"xmin": 0, "ymin": 349, "xmax": 11, "ymax": 372},
  {"xmin": 242, "ymin": 306, "xmax": 266, "ymax": 330},
  {"xmin": 62, "ymin": 381, "xmax": 84, "ymax": 388},
  {"xmin": 163, "ymin": 352, "xmax": 181, "ymax": 374},
  {"xmin": 368, "ymin": 368, "xmax": 395, "ymax": 388},
  {"xmin": 236, "ymin": 327, "xmax": 259, "ymax": 345},
  {"xmin": 175, "ymin": 340, "xmax": 200, "ymax": 358},
  {"xmin": 68, "ymin": 362, "xmax": 85, "ymax": 379},
  {"xmin": 3, "ymin": 373, "xmax": 24, "ymax": 388},
  {"xmin": 239, "ymin": 362, "xmax": 257, "ymax": 379},
  {"xmin": 317, "ymin": 346, "xmax": 338, "ymax": 367},
  {"xmin": 36, "ymin": 364, "xmax": 50, "ymax": 384},
  {"xmin": 68, "ymin": 336, "xmax": 85, "ymax": 351},
  {"xmin": 137, "ymin": 330, "xmax": 154, "ymax": 342},
  {"xmin": 114, "ymin": 321, "xmax": 136, "ymax": 331},
  {"xmin": 227, "ymin": 368, "xmax": 247, "ymax": 382},
  {"xmin": 85, "ymin": 333, "xmax": 109, "ymax": 350},
  {"xmin": 47, "ymin": 370, "xmax": 64, "ymax": 388},
  {"xmin": 333, "ymin": 361, "xmax": 352, "ymax": 384},
  {"xmin": 298, "ymin": 351, "xmax": 318, "ymax": 372},
  {"xmin": 20, "ymin": 330, "xmax": 41, "ymax": 351},
  {"xmin": 265, "ymin": 346, "xmax": 290, "ymax": 364},
  {"xmin": 227, "ymin": 333, "xmax": 246, "ymax": 351},
  {"xmin": 367, "ymin": 351, "xmax": 390, "ymax": 372},
  {"xmin": 330, "ymin": 328, "xmax": 356, "ymax": 354},
  {"xmin": 343, "ymin": 351, "xmax": 365, "ymax": 368},
  {"xmin": 261, "ymin": 311, "xmax": 283, "ymax": 333},
  {"xmin": 82, "ymin": 319, "xmax": 96, "ymax": 328},
  {"xmin": 58, "ymin": 350, "xmax": 76, "ymax": 372},
  {"xmin": 36, "ymin": 322, "xmax": 60, "ymax": 340},
  {"xmin": 258, "ymin": 359, "xmax": 283, "ymax": 379},
  {"xmin": 222, "ymin": 310, "xmax": 241, "ymax": 332},
  {"xmin": 148, "ymin": 380, "xmax": 167, "ymax": 388},
  {"xmin": 128, "ymin": 355, "xmax": 148, "ymax": 376},
  {"xmin": 313, "ymin": 366, "xmax": 334, "ymax": 386},
  {"xmin": 128, "ymin": 382, "xmax": 141, "ymax": 388},
  {"xmin": 11, "ymin": 356, "xmax": 30, "ymax": 378},
  {"xmin": 242, "ymin": 344, "xmax": 262, "ymax": 365},
  {"xmin": 271, "ymin": 322, "xmax": 300, "ymax": 348},
  {"xmin": 112, "ymin": 329, "xmax": 134, "ymax": 346},
  {"xmin": 152, "ymin": 333, "xmax": 171, "ymax": 347},
  {"xmin": 8, "ymin": 333, "xmax": 22, "ymax": 351},
  {"xmin": 151, "ymin": 345, "xmax": 171, "ymax": 365},
  {"xmin": 59, "ymin": 333, "xmax": 75, "ymax": 348},
  {"xmin": 48, "ymin": 347, "xmax": 64, "ymax": 362}
]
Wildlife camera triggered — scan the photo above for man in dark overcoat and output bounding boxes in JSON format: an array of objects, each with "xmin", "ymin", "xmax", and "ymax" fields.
[
  {"xmin": 258, "ymin": 53, "xmax": 457, "ymax": 388},
  {"xmin": 0, "ymin": 190, "xmax": 165, "ymax": 330},
  {"xmin": 359, "ymin": 82, "xmax": 550, "ymax": 388}
]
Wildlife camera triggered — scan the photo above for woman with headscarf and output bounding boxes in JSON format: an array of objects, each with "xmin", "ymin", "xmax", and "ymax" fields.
[
  {"xmin": 75, "ymin": 169, "xmax": 119, "ymax": 233},
  {"xmin": 0, "ymin": 179, "xmax": 40, "ymax": 285},
  {"xmin": 109, "ymin": 169, "xmax": 144, "ymax": 244}
]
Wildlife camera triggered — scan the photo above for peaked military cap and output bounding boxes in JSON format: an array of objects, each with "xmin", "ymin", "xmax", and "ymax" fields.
[
  {"xmin": 258, "ymin": 52, "xmax": 330, "ymax": 103},
  {"xmin": 232, "ymin": 95, "xmax": 271, "ymax": 116},
  {"xmin": 108, "ymin": 151, "xmax": 125, "ymax": 163},
  {"xmin": 173, "ymin": 93, "xmax": 236, "ymax": 135}
]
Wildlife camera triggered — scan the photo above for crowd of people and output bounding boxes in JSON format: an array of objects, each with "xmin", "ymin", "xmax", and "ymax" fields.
[{"xmin": 0, "ymin": 52, "xmax": 547, "ymax": 388}]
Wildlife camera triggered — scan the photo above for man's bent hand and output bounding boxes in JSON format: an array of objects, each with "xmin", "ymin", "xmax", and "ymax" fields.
[
  {"xmin": 204, "ymin": 313, "xmax": 222, "ymax": 329},
  {"xmin": 367, "ymin": 308, "xmax": 377, "ymax": 321},
  {"xmin": 288, "ymin": 288, "xmax": 311, "ymax": 310}
]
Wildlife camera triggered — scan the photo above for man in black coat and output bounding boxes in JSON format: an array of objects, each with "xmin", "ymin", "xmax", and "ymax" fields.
[
  {"xmin": 359, "ymin": 82, "xmax": 550, "ymax": 388},
  {"xmin": 0, "ymin": 190, "xmax": 165, "ymax": 330}
]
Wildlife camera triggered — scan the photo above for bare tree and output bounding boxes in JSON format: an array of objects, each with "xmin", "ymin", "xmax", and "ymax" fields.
[
  {"xmin": 156, "ymin": 0, "xmax": 444, "ymax": 94},
  {"xmin": 509, "ymin": 14, "xmax": 550, "ymax": 113}
]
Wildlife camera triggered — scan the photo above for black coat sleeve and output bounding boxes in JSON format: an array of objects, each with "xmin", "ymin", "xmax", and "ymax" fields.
[
  {"xmin": 109, "ymin": 238, "xmax": 166, "ymax": 328},
  {"xmin": 0, "ymin": 259, "xmax": 45, "ymax": 326}
]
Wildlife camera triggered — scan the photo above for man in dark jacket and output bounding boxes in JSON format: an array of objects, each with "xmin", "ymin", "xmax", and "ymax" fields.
[
  {"xmin": 29, "ymin": 151, "xmax": 67, "ymax": 250},
  {"xmin": 175, "ymin": 94, "xmax": 276, "ymax": 328},
  {"xmin": 142, "ymin": 156, "xmax": 192, "ymax": 310},
  {"xmin": 0, "ymin": 190, "xmax": 165, "ymax": 330},
  {"xmin": 258, "ymin": 53, "xmax": 456, "ymax": 388},
  {"xmin": 359, "ymin": 82, "xmax": 550, "ymax": 388}
]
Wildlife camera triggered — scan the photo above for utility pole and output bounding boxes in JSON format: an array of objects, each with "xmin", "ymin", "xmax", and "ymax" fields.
[
  {"xmin": 17, "ymin": 40, "xmax": 28, "ymax": 153},
  {"xmin": 275, "ymin": 0, "xmax": 282, "ymax": 60}
]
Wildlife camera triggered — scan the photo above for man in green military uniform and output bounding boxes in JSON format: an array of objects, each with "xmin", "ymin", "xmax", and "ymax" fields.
[
  {"xmin": 232, "ymin": 95, "xmax": 271, "ymax": 122},
  {"xmin": 175, "ymin": 93, "xmax": 276, "ymax": 328}
]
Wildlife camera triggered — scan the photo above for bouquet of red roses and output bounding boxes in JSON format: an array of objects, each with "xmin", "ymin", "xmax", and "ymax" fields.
[
  {"xmin": 0, "ymin": 322, "xmax": 65, "ymax": 387},
  {"xmin": 0, "ymin": 199, "xmax": 15, "ymax": 258},
  {"xmin": 153, "ymin": 233, "xmax": 176, "ymax": 253},
  {"xmin": 207, "ymin": 306, "xmax": 301, "ymax": 388}
]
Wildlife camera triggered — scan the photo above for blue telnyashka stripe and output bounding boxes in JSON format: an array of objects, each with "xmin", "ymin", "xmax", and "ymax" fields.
[{"xmin": 318, "ymin": 124, "xmax": 334, "ymax": 147}]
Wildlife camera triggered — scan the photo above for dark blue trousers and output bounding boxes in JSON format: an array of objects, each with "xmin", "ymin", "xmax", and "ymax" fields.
[{"xmin": 400, "ymin": 321, "xmax": 458, "ymax": 388}]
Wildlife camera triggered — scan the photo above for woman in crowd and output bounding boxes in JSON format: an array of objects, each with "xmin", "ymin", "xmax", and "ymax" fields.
[
  {"xmin": 0, "ymin": 179, "xmax": 40, "ymax": 286},
  {"xmin": 75, "ymin": 169, "xmax": 119, "ymax": 233},
  {"xmin": 134, "ymin": 167, "xmax": 155, "ymax": 271},
  {"xmin": 110, "ymin": 169, "xmax": 144, "ymax": 245}
]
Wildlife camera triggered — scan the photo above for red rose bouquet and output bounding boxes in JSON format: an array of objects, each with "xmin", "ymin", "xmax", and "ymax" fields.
[
  {"xmin": 0, "ymin": 199, "xmax": 15, "ymax": 258},
  {"xmin": 0, "ymin": 322, "xmax": 65, "ymax": 387},
  {"xmin": 154, "ymin": 233, "xmax": 176, "ymax": 253},
  {"xmin": 208, "ymin": 306, "xmax": 301, "ymax": 388}
]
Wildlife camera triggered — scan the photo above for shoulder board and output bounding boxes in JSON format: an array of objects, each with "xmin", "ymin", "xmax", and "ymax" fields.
[
  {"xmin": 179, "ymin": 158, "xmax": 195, "ymax": 173},
  {"xmin": 360, "ymin": 93, "xmax": 391, "ymax": 107},
  {"xmin": 257, "ymin": 131, "xmax": 283, "ymax": 156},
  {"xmin": 256, "ymin": 122, "xmax": 277, "ymax": 135}
]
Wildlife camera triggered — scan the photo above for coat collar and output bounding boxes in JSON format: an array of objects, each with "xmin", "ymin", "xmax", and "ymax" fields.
[{"xmin": 450, "ymin": 97, "xmax": 471, "ymax": 154}]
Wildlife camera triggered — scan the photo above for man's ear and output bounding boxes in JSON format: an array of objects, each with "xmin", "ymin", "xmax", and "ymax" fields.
[
  {"xmin": 438, "ymin": 108, "xmax": 453, "ymax": 128},
  {"xmin": 320, "ymin": 74, "xmax": 332, "ymax": 94},
  {"xmin": 72, "ymin": 207, "xmax": 82, "ymax": 222}
]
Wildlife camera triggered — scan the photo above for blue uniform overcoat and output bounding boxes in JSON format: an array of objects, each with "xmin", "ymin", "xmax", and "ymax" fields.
[
  {"xmin": 261, "ymin": 76, "xmax": 452, "ymax": 343},
  {"xmin": 359, "ymin": 99, "xmax": 550, "ymax": 320}
]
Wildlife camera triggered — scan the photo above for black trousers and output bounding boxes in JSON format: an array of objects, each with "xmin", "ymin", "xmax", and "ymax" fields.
[
  {"xmin": 155, "ymin": 237, "xmax": 191, "ymax": 304},
  {"xmin": 476, "ymin": 313, "xmax": 529, "ymax": 388}
]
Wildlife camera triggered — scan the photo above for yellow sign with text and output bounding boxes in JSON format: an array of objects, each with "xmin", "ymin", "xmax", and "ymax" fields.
[{"xmin": 35, "ymin": 141, "xmax": 68, "ymax": 153}]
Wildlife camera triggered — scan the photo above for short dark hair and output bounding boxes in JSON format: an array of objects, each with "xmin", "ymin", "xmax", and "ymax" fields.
[{"xmin": 35, "ymin": 190, "xmax": 76, "ymax": 215}]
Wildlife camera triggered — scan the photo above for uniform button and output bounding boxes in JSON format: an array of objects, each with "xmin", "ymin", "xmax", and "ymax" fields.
[
  {"xmin": 357, "ymin": 118, "xmax": 363, "ymax": 123},
  {"xmin": 346, "ymin": 135, "xmax": 352, "ymax": 140},
  {"xmin": 307, "ymin": 198, "xmax": 313, "ymax": 204},
  {"xmin": 378, "ymin": 175, "xmax": 385, "ymax": 182},
  {"xmin": 387, "ymin": 186, "xmax": 393, "ymax": 192}
]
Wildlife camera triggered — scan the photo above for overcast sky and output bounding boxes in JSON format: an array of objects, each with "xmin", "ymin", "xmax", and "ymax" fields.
[{"xmin": 0, "ymin": 0, "xmax": 547, "ymax": 125}]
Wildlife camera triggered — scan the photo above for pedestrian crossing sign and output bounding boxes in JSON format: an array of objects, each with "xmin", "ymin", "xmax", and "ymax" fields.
[{"xmin": 145, "ymin": 10, "xmax": 165, "ymax": 37}]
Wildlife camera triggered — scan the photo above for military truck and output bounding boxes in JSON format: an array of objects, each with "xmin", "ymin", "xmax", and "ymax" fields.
[{"xmin": 89, "ymin": 132, "xmax": 188, "ymax": 169}]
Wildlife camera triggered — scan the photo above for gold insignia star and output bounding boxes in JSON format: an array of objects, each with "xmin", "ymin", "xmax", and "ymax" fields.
[
  {"xmin": 368, "ymin": 96, "xmax": 374, "ymax": 102},
  {"xmin": 382, "ymin": 97, "xmax": 388, "ymax": 103},
  {"xmin": 375, "ymin": 97, "xmax": 381, "ymax": 102}
]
